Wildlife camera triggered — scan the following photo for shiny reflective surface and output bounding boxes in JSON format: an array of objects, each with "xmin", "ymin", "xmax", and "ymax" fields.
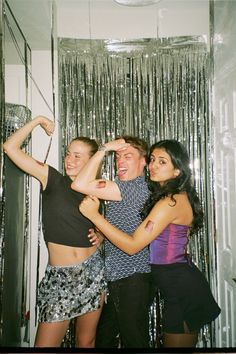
[
  {"xmin": 58, "ymin": 35, "xmax": 215, "ymax": 347},
  {"xmin": 0, "ymin": 0, "xmax": 31, "ymax": 346},
  {"xmin": 114, "ymin": 0, "xmax": 161, "ymax": 5},
  {"xmin": 212, "ymin": 0, "xmax": 236, "ymax": 348}
]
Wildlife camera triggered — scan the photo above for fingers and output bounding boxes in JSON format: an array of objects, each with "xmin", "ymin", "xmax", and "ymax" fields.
[
  {"xmin": 79, "ymin": 195, "xmax": 99, "ymax": 215},
  {"xmin": 116, "ymin": 143, "xmax": 130, "ymax": 151},
  {"xmin": 103, "ymin": 139, "xmax": 130, "ymax": 152},
  {"xmin": 40, "ymin": 117, "xmax": 55, "ymax": 136},
  {"xmin": 46, "ymin": 123, "xmax": 55, "ymax": 136},
  {"xmin": 88, "ymin": 228, "xmax": 100, "ymax": 245}
]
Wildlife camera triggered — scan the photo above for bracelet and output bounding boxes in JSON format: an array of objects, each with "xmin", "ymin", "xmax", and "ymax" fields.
[{"xmin": 98, "ymin": 144, "xmax": 107, "ymax": 152}]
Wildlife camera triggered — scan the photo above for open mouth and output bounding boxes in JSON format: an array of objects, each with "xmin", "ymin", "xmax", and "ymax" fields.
[{"xmin": 117, "ymin": 167, "xmax": 128, "ymax": 177}]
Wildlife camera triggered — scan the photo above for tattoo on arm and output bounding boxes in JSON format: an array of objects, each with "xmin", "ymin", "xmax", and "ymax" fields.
[
  {"xmin": 145, "ymin": 220, "xmax": 154, "ymax": 232},
  {"xmin": 36, "ymin": 160, "xmax": 44, "ymax": 166},
  {"xmin": 96, "ymin": 180, "xmax": 106, "ymax": 188}
]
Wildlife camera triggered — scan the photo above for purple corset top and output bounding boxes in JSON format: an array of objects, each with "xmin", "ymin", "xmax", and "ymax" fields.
[{"xmin": 150, "ymin": 223, "xmax": 190, "ymax": 265}]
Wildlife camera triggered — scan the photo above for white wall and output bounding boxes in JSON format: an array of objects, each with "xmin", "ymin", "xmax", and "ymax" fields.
[
  {"xmin": 5, "ymin": 66, "xmax": 26, "ymax": 104},
  {"xmin": 29, "ymin": 50, "xmax": 59, "ymax": 345},
  {"xmin": 213, "ymin": 0, "xmax": 236, "ymax": 347},
  {"xmin": 56, "ymin": 0, "xmax": 209, "ymax": 40}
]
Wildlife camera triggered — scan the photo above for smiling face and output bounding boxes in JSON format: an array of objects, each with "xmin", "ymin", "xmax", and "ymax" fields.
[
  {"xmin": 115, "ymin": 145, "xmax": 146, "ymax": 181},
  {"xmin": 148, "ymin": 148, "xmax": 180, "ymax": 185},
  {"xmin": 64, "ymin": 140, "xmax": 93, "ymax": 180}
]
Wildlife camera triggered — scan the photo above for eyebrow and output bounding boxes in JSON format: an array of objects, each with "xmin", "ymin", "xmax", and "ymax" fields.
[
  {"xmin": 151, "ymin": 154, "xmax": 169, "ymax": 161},
  {"xmin": 66, "ymin": 150, "xmax": 82, "ymax": 155},
  {"xmin": 116, "ymin": 152, "xmax": 133, "ymax": 157}
]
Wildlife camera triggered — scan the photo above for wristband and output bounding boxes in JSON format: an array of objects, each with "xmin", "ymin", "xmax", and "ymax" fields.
[{"xmin": 98, "ymin": 144, "xmax": 107, "ymax": 152}]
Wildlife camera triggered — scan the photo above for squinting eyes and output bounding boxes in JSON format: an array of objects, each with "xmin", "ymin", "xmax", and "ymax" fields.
[
  {"xmin": 116, "ymin": 155, "xmax": 132, "ymax": 159},
  {"xmin": 65, "ymin": 153, "xmax": 81, "ymax": 158}
]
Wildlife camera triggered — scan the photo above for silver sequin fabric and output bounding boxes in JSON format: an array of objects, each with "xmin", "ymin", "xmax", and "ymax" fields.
[{"xmin": 37, "ymin": 248, "xmax": 107, "ymax": 322}]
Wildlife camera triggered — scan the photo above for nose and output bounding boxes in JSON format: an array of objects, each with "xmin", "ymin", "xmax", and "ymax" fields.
[
  {"xmin": 116, "ymin": 155, "xmax": 125, "ymax": 164},
  {"xmin": 148, "ymin": 161, "xmax": 155, "ymax": 172},
  {"xmin": 148, "ymin": 161, "xmax": 153, "ymax": 168},
  {"xmin": 65, "ymin": 154, "xmax": 74, "ymax": 164}
]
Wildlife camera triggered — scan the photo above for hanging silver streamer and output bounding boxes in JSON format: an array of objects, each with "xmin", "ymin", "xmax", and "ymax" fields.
[{"xmin": 58, "ymin": 35, "xmax": 217, "ymax": 348}]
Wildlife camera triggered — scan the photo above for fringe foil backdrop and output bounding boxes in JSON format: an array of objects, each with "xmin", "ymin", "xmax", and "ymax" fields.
[{"xmin": 58, "ymin": 36, "xmax": 217, "ymax": 348}]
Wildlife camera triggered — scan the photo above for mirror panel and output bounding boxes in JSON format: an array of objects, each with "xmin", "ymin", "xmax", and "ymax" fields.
[{"xmin": 0, "ymin": 0, "xmax": 31, "ymax": 346}]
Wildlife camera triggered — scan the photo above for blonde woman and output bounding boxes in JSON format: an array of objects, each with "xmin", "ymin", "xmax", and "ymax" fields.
[{"xmin": 3, "ymin": 116, "xmax": 106, "ymax": 347}]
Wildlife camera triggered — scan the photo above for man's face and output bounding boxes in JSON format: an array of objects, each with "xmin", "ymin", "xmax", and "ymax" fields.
[{"xmin": 115, "ymin": 145, "xmax": 146, "ymax": 181}]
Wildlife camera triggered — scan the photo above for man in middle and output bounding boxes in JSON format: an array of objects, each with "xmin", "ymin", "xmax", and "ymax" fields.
[{"xmin": 71, "ymin": 136, "xmax": 152, "ymax": 348}]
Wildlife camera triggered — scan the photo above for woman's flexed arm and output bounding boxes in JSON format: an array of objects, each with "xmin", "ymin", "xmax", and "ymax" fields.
[{"xmin": 2, "ymin": 116, "xmax": 54, "ymax": 189}]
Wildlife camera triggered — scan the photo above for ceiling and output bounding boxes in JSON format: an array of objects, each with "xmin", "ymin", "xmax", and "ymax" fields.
[
  {"xmin": 5, "ymin": 0, "xmax": 208, "ymax": 51},
  {"xmin": 5, "ymin": 0, "xmax": 167, "ymax": 50}
]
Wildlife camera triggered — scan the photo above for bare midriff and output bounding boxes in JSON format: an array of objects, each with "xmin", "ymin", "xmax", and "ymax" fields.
[{"xmin": 47, "ymin": 242, "xmax": 98, "ymax": 266}]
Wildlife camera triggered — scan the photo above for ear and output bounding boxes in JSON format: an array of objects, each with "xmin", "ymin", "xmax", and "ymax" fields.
[
  {"xmin": 174, "ymin": 169, "xmax": 180, "ymax": 177},
  {"xmin": 141, "ymin": 156, "xmax": 147, "ymax": 168}
]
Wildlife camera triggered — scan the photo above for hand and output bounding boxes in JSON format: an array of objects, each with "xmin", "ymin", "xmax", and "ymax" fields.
[
  {"xmin": 88, "ymin": 228, "xmax": 104, "ymax": 246},
  {"xmin": 38, "ymin": 116, "xmax": 55, "ymax": 136},
  {"xmin": 103, "ymin": 138, "xmax": 130, "ymax": 153},
  {"xmin": 79, "ymin": 195, "xmax": 100, "ymax": 220}
]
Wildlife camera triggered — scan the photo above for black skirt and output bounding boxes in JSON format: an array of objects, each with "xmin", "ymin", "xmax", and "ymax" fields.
[{"xmin": 151, "ymin": 262, "xmax": 221, "ymax": 333}]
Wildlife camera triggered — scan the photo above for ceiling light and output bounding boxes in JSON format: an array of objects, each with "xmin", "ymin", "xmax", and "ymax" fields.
[{"xmin": 114, "ymin": 0, "xmax": 161, "ymax": 7}]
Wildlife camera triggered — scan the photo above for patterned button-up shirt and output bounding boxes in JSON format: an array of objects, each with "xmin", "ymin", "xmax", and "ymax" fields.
[{"xmin": 104, "ymin": 176, "xmax": 151, "ymax": 282}]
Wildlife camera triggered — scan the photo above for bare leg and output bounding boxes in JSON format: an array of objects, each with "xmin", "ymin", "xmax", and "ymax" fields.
[
  {"xmin": 75, "ymin": 292, "xmax": 105, "ymax": 348},
  {"xmin": 163, "ymin": 322, "xmax": 198, "ymax": 348},
  {"xmin": 163, "ymin": 332, "xmax": 198, "ymax": 347},
  {"xmin": 34, "ymin": 320, "xmax": 70, "ymax": 347}
]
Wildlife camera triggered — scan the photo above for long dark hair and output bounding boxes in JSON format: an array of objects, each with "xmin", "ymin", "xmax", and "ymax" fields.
[{"xmin": 142, "ymin": 139, "xmax": 203, "ymax": 236}]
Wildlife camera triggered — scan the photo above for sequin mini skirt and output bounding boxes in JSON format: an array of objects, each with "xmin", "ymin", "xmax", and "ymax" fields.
[{"xmin": 37, "ymin": 248, "xmax": 107, "ymax": 323}]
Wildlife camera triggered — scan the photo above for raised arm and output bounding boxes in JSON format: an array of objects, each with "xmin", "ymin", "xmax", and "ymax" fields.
[
  {"xmin": 71, "ymin": 138, "xmax": 130, "ymax": 201},
  {"xmin": 79, "ymin": 195, "xmax": 180, "ymax": 255},
  {"xmin": 2, "ymin": 116, "xmax": 54, "ymax": 189}
]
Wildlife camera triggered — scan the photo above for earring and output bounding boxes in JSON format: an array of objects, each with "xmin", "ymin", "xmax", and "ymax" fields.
[{"xmin": 174, "ymin": 169, "xmax": 180, "ymax": 177}]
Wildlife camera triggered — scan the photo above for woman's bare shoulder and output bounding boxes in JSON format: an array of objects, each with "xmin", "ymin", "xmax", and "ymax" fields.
[{"xmin": 158, "ymin": 192, "xmax": 189, "ymax": 206}]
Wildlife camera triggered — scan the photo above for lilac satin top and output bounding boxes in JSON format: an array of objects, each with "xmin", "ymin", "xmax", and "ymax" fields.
[{"xmin": 150, "ymin": 223, "xmax": 190, "ymax": 264}]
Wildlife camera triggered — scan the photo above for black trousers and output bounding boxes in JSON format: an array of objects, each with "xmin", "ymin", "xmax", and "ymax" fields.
[{"xmin": 96, "ymin": 272, "xmax": 152, "ymax": 348}]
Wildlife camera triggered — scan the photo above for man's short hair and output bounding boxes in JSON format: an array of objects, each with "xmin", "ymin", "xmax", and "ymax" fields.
[{"xmin": 120, "ymin": 135, "xmax": 149, "ymax": 162}]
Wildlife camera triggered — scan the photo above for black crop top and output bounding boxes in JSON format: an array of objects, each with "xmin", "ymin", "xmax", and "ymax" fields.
[{"xmin": 42, "ymin": 166, "xmax": 93, "ymax": 247}]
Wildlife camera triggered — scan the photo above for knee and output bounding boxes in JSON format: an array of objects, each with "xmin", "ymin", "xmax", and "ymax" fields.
[{"xmin": 76, "ymin": 335, "xmax": 95, "ymax": 348}]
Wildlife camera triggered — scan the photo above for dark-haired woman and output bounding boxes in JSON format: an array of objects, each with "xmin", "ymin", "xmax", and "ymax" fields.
[
  {"xmin": 3, "ymin": 116, "xmax": 106, "ymax": 347},
  {"xmin": 79, "ymin": 139, "xmax": 221, "ymax": 348}
]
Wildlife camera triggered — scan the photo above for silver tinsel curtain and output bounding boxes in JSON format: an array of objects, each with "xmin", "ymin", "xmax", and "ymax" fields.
[{"xmin": 58, "ymin": 36, "xmax": 217, "ymax": 347}]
